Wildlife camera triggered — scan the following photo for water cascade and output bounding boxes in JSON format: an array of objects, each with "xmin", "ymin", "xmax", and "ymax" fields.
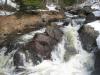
[
  {"xmin": 0, "ymin": 23, "xmax": 95, "ymax": 75},
  {"xmin": 46, "ymin": 0, "xmax": 59, "ymax": 11}
]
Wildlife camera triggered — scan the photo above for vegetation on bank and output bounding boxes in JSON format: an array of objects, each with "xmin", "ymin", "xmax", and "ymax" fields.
[
  {"xmin": 12, "ymin": 0, "xmax": 77, "ymax": 11},
  {"xmin": 23, "ymin": 0, "xmax": 44, "ymax": 9},
  {"xmin": 63, "ymin": 0, "xmax": 76, "ymax": 6}
]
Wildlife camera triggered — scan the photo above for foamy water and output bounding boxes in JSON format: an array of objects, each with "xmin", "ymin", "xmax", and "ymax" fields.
[{"xmin": 0, "ymin": 19, "xmax": 95, "ymax": 75}]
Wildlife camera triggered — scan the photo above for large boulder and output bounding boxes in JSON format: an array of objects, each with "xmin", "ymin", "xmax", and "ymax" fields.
[
  {"xmin": 78, "ymin": 25, "xmax": 99, "ymax": 52},
  {"xmin": 30, "ymin": 25, "xmax": 63, "ymax": 59},
  {"xmin": 31, "ymin": 33, "xmax": 57, "ymax": 59},
  {"xmin": 14, "ymin": 51, "xmax": 25, "ymax": 68},
  {"xmin": 45, "ymin": 25, "xmax": 63, "ymax": 41},
  {"xmin": 13, "ymin": 25, "xmax": 63, "ymax": 68},
  {"xmin": 91, "ymin": 50, "xmax": 100, "ymax": 75}
]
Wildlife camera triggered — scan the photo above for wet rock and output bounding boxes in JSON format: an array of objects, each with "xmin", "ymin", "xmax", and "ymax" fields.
[
  {"xmin": 46, "ymin": 25, "xmax": 63, "ymax": 42},
  {"xmin": 30, "ymin": 25, "xmax": 63, "ymax": 59},
  {"xmin": 78, "ymin": 25, "xmax": 99, "ymax": 52},
  {"xmin": 14, "ymin": 51, "xmax": 25, "ymax": 68},
  {"xmin": 92, "ymin": 50, "xmax": 100, "ymax": 75},
  {"xmin": 68, "ymin": 9, "xmax": 79, "ymax": 15},
  {"xmin": 32, "ymin": 33, "xmax": 56, "ymax": 59},
  {"xmin": 13, "ymin": 25, "xmax": 63, "ymax": 67},
  {"xmin": 68, "ymin": 7, "xmax": 96, "ymax": 24},
  {"xmin": 83, "ymin": 6, "xmax": 92, "ymax": 13},
  {"xmin": 63, "ymin": 21, "xmax": 69, "ymax": 26},
  {"xmin": 85, "ymin": 12, "xmax": 96, "ymax": 23}
]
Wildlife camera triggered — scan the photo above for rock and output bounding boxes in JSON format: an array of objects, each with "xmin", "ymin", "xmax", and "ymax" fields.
[
  {"xmin": 46, "ymin": 25, "xmax": 63, "ymax": 42},
  {"xmin": 63, "ymin": 21, "xmax": 69, "ymax": 26},
  {"xmin": 78, "ymin": 25, "xmax": 99, "ymax": 52},
  {"xmin": 13, "ymin": 51, "xmax": 25, "ymax": 68},
  {"xmin": 75, "ymin": 7, "xmax": 96, "ymax": 23},
  {"xmin": 68, "ymin": 9, "xmax": 79, "ymax": 15},
  {"xmin": 13, "ymin": 47, "xmax": 42, "ymax": 68},
  {"xmin": 68, "ymin": 7, "xmax": 96, "ymax": 23},
  {"xmin": 34, "ymin": 33, "xmax": 58, "ymax": 46},
  {"xmin": 92, "ymin": 50, "xmax": 100, "ymax": 75},
  {"xmin": 85, "ymin": 12, "xmax": 96, "ymax": 23},
  {"xmin": 27, "ymin": 25, "xmax": 63, "ymax": 60},
  {"xmin": 83, "ymin": 6, "xmax": 92, "ymax": 13},
  {"xmin": 32, "ymin": 33, "xmax": 57, "ymax": 59},
  {"xmin": 10, "ymin": 24, "xmax": 63, "ymax": 68}
]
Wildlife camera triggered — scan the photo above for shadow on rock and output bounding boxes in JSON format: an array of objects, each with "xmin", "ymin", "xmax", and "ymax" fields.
[{"xmin": 13, "ymin": 25, "xmax": 63, "ymax": 70}]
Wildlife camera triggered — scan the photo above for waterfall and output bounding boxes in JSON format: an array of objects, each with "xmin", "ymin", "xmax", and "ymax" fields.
[
  {"xmin": 0, "ymin": 7, "xmax": 95, "ymax": 74},
  {"xmin": 23, "ymin": 25, "xmax": 94, "ymax": 75},
  {"xmin": 0, "ymin": 23, "xmax": 95, "ymax": 75},
  {"xmin": 0, "ymin": 47, "xmax": 15, "ymax": 75},
  {"xmin": 46, "ymin": 0, "xmax": 59, "ymax": 11}
]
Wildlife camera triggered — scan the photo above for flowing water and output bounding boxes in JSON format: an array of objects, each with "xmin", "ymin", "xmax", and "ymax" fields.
[
  {"xmin": 0, "ymin": 23, "xmax": 95, "ymax": 75},
  {"xmin": 0, "ymin": 0, "xmax": 98, "ymax": 74}
]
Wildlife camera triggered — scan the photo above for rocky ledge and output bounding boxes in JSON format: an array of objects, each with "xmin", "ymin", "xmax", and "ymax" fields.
[
  {"xmin": 12, "ymin": 25, "xmax": 63, "ymax": 70},
  {"xmin": 0, "ymin": 12, "xmax": 64, "ymax": 45}
]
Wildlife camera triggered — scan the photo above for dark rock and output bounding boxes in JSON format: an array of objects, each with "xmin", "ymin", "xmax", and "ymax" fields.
[
  {"xmin": 32, "ymin": 33, "xmax": 56, "ymax": 59},
  {"xmin": 91, "ymin": 50, "xmax": 100, "ymax": 75},
  {"xmin": 27, "ymin": 25, "xmax": 63, "ymax": 60},
  {"xmin": 12, "ymin": 25, "xmax": 63, "ymax": 67},
  {"xmin": 14, "ymin": 51, "xmax": 25, "ymax": 68},
  {"xmin": 83, "ymin": 6, "xmax": 92, "ymax": 13},
  {"xmin": 85, "ymin": 12, "xmax": 96, "ymax": 23},
  {"xmin": 63, "ymin": 21, "xmax": 69, "ymax": 26},
  {"xmin": 68, "ymin": 9, "xmax": 79, "ymax": 15},
  {"xmin": 78, "ymin": 25, "xmax": 99, "ymax": 52},
  {"xmin": 34, "ymin": 33, "xmax": 54, "ymax": 45}
]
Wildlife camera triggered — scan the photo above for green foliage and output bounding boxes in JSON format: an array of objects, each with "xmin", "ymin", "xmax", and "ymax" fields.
[
  {"xmin": 23, "ymin": 0, "xmax": 44, "ymax": 9},
  {"xmin": 63, "ymin": 0, "xmax": 76, "ymax": 6}
]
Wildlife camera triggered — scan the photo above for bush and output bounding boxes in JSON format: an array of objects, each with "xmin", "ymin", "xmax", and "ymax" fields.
[
  {"xmin": 23, "ymin": 0, "xmax": 44, "ymax": 9},
  {"xmin": 63, "ymin": 0, "xmax": 76, "ymax": 6}
]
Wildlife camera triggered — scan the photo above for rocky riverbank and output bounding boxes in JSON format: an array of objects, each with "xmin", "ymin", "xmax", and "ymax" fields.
[{"xmin": 0, "ymin": 12, "xmax": 64, "ymax": 45}]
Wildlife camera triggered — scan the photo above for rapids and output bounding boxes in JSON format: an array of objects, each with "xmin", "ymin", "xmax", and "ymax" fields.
[{"xmin": 0, "ymin": 24, "xmax": 95, "ymax": 75}]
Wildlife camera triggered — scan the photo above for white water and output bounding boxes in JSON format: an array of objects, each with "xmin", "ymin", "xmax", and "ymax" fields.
[
  {"xmin": 79, "ymin": 0, "xmax": 100, "ymax": 8},
  {"xmin": 0, "ymin": 11, "xmax": 15, "ymax": 16},
  {"xmin": 93, "ymin": 11, "xmax": 100, "ymax": 17},
  {"xmin": 0, "ymin": 0, "xmax": 18, "ymax": 15},
  {"xmin": 0, "ymin": 47, "xmax": 16, "ymax": 75},
  {"xmin": 20, "ymin": 25, "xmax": 94, "ymax": 75},
  {"xmin": 91, "ymin": 3, "xmax": 100, "ymax": 10},
  {"xmin": 46, "ymin": 4, "xmax": 57, "ymax": 11},
  {"xmin": 0, "ymin": 0, "xmax": 17, "ymax": 8},
  {"xmin": 0, "ymin": 24, "xmax": 94, "ymax": 75}
]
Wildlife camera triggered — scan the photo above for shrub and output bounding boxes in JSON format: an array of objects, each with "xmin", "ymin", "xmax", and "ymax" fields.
[
  {"xmin": 63, "ymin": 0, "xmax": 76, "ymax": 6},
  {"xmin": 23, "ymin": 0, "xmax": 44, "ymax": 9}
]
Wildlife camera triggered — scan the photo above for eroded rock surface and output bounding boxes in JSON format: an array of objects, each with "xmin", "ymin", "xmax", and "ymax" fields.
[
  {"xmin": 79, "ymin": 25, "xmax": 99, "ymax": 52},
  {"xmin": 13, "ymin": 25, "xmax": 63, "ymax": 69}
]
